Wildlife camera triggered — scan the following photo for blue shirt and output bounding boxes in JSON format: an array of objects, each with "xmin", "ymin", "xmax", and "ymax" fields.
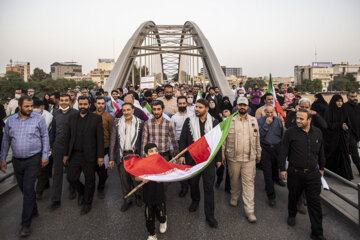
[
  {"xmin": 106, "ymin": 99, "xmax": 124, "ymax": 117},
  {"xmin": 257, "ymin": 116, "xmax": 283, "ymax": 145},
  {"xmin": 1, "ymin": 112, "xmax": 50, "ymax": 162}
]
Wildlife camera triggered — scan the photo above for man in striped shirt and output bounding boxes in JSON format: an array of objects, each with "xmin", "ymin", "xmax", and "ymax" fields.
[{"xmin": 141, "ymin": 100, "xmax": 178, "ymax": 161}]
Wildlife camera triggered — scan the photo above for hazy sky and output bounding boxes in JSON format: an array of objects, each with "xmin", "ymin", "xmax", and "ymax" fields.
[{"xmin": 0, "ymin": 0, "xmax": 359, "ymax": 77}]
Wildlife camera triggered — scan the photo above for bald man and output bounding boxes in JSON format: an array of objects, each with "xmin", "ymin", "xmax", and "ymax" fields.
[
  {"xmin": 257, "ymin": 105, "xmax": 285, "ymax": 206},
  {"xmin": 116, "ymin": 95, "xmax": 148, "ymax": 121}
]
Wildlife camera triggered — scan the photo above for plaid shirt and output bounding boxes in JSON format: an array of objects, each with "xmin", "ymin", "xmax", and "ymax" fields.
[
  {"xmin": 1, "ymin": 112, "xmax": 50, "ymax": 162},
  {"xmin": 141, "ymin": 117, "xmax": 178, "ymax": 157}
]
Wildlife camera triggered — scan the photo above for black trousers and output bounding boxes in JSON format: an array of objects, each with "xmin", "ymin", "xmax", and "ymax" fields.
[
  {"xmin": 96, "ymin": 148, "xmax": 109, "ymax": 190},
  {"xmin": 287, "ymin": 168, "xmax": 323, "ymax": 236},
  {"xmin": 12, "ymin": 153, "xmax": 41, "ymax": 227},
  {"xmin": 117, "ymin": 158, "xmax": 141, "ymax": 203},
  {"xmin": 36, "ymin": 154, "xmax": 53, "ymax": 194},
  {"xmin": 349, "ymin": 135, "xmax": 360, "ymax": 173},
  {"xmin": 67, "ymin": 152, "xmax": 96, "ymax": 205},
  {"xmin": 216, "ymin": 164, "xmax": 231, "ymax": 190},
  {"xmin": 189, "ymin": 162, "xmax": 215, "ymax": 219},
  {"xmin": 145, "ymin": 203, "xmax": 166, "ymax": 236},
  {"xmin": 261, "ymin": 144, "xmax": 280, "ymax": 200}
]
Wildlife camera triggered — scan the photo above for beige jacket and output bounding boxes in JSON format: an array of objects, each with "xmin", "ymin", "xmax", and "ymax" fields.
[{"xmin": 222, "ymin": 114, "xmax": 261, "ymax": 162}]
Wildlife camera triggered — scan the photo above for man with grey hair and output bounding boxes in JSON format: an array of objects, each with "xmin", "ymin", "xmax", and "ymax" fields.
[
  {"xmin": 285, "ymin": 98, "xmax": 327, "ymax": 130},
  {"xmin": 343, "ymin": 91, "xmax": 360, "ymax": 174},
  {"xmin": 116, "ymin": 94, "xmax": 148, "ymax": 121}
]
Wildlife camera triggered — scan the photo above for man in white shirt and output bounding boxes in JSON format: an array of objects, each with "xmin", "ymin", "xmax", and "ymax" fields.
[
  {"xmin": 6, "ymin": 89, "xmax": 23, "ymax": 115},
  {"xmin": 186, "ymin": 92, "xmax": 195, "ymax": 114},
  {"xmin": 170, "ymin": 96, "xmax": 194, "ymax": 197}
]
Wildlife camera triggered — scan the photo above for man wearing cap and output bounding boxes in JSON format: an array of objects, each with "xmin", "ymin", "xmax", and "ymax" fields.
[{"xmin": 222, "ymin": 96, "xmax": 261, "ymax": 223}]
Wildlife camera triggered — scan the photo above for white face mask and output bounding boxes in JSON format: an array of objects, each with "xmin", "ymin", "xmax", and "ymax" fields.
[
  {"xmin": 239, "ymin": 94, "xmax": 245, "ymax": 97},
  {"xmin": 187, "ymin": 98, "xmax": 193, "ymax": 104},
  {"xmin": 33, "ymin": 108, "xmax": 43, "ymax": 114},
  {"xmin": 15, "ymin": 94, "xmax": 21, "ymax": 100},
  {"xmin": 59, "ymin": 106, "xmax": 70, "ymax": 111}
]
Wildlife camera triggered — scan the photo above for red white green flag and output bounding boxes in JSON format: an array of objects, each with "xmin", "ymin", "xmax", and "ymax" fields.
[
  {"xmin": 124, "ymin": 112, "xmax": 237, "ymax": 182},
  {"xmin": 268, "ymin": 74, "xmax": 286, "ymax": 120},
  {"xmin": 196, "ymin": 91, "xmax": 202, "ymax": 101},
  {"xmin": 109, "ymin": 96, "xmax": 120, "ymax": 116}
]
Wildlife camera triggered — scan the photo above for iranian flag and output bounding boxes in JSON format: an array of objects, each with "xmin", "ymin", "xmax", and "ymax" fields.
[
  {"xmin": 124, "ymin": 113, "xmax": 237, "ymax": 182},
  {"xmin": 109, "ymin": 96, "xmax": 120, "ymax": 116},
  {"xmin": 268, "ymin": 74, "xmax": 286, "ymax": 120},
  {"xmin": 143, "ymin": 102, "xmax": 152, "ymax": 118},
  {"xmin": 196, "ymin": 91, "xmax": 202, "ymax": 101}
]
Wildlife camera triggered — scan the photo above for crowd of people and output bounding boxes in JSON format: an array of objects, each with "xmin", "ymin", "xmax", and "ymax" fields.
[{"xmin": 0, "ymin": 82, "xmax": 359, "ymax": 240}]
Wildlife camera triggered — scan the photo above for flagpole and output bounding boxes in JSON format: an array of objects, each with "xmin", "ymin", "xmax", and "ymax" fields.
[{"xmin": 123, "ymin": 148, "xmax": 189, "ymax": 199}]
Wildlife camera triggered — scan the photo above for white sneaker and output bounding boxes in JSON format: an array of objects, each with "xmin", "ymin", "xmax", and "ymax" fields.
[
  {"xmin": 147, "ymin": 235, "xmax": 157, "ymax": 240},
  {"xmin": 159, "ymin": 220, "xmax": 167, "ymax": 233}
]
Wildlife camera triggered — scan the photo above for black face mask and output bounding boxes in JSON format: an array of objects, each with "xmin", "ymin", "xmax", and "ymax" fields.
[
  {"xmin": 178, "ymin": 106, "xmax": 186, "ymax": 112},
  {"xmin": 165, "ymin": 94, "xmax": 172, "ymax": 100}
]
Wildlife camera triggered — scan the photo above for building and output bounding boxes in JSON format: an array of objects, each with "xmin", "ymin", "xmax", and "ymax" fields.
[
  {"xmin": 6, "ymin": 60, "xmax": 30, "ymax": 82},
  {"xmin": 51, "ymin": 62, "xmax": 82, "ymax": 80},
  {"xmin": 89, "ymin": 58, "xmax": 115, "ymax": 87},
  {"xmin": 294, "ymin": 62, "xmax": 360, "ymax": 91},
  {"xmin": 221, "ymin": 66, "xmax": 243, "ymax": 77}
]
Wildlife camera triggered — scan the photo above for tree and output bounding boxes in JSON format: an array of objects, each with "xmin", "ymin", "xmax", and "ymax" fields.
[
  {"xmin": 4, "ymin": 71, "xmax": 22, "ymax": 81},
  {"xmin": 30, "ymin": 68, "xmax": 51, "ymax": 82},
  {"xmin": 244, "ymin": 78, "xmax": 266, "ymax": 91},
  {"xmin": 328, "ymin": 73, "xmax": 360, "ymax": 91},
  {"xmin": 296, "ymin": 79, "xmax": 322, "ymax": 92}
]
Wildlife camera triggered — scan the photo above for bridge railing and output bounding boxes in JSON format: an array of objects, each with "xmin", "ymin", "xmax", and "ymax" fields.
[{"xmin": 324, "ymin": 168, "xmax": 360, "ymax": 226}]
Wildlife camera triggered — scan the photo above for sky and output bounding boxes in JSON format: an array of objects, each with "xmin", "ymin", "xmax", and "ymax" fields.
[{"xmin": 0, "ymin": 0, "xmax": 359, "ymax": 77}]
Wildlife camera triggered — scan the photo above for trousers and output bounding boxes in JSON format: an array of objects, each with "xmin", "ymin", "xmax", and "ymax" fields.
[
  {"xmin": 95, "ymin": 148, "xmax": 109, "ymax": 189},
  {"xmin": 261, "ymin": 144, "xmax": 280, "ymax": 200},
  {"xmin": 145, "ymin": 203, "xmax": 166, "ymax": 236}
]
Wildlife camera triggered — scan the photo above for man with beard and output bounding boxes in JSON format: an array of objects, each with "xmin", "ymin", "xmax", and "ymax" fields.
[
  {"xmin": 343, "ymin": 91, "xmax": 360, "ymax": 175},
  {"xmin": 116, "ymin": 94, "xmax": 148, "ymax": 122},
  {"xmin": 222, "ymin": 97, "xmax": 261, "ymax": 223},
  {"xmin": 141, "ymin": 100, "xmax": 178, "ymax": 160},
  {"xmin": 157, "ymin": 85, "xmax": 178, "ymax": 116},
  {"xmin": 49, "ymin": 92, "xmax": 60, "ymax": 114},
  {"xmin": 279, "ymin": 109, "xmax": 326, "ymax": 240},
  {"xmin": 68, "ymin": 90, "xmax": 78, "ymax": 110},
  {"xmin": 63, "ymin": 96, "xmax": 104, "ymax": 215},
  {"xmin": 170, "ymin": 96, "xmax": 194, "ymax": 198},
  {"xmin": 143, "ymin": 90, "xmax": 153, "ymax": 104},
  {"xmin": 1, "ymin": 96, "xmax": 49, "ymax": 237},
  {"xmin": 27, "ymin": 88, "xmax": 39, "ymax": 101},
  {"xmin": 276, "ymin": 83, "xmax": 287, "ymax": 106},
  {"xmin": 110, "ymin": 103, "xmax": 144, "ymax": 211},
  {"xmin": 179, "ymin": 99, "xmax": 222, "ymax": 228},
  {"xmin": 94, "ymin": 97, "xmax": 114, "ymax": 199},
  {"xmin": 48, "ymin": 94, "xmax": 78, "ymax": 210},
  {"xmin": 6, "ymin": 88, "xmax": 23, "ymax": 115}
]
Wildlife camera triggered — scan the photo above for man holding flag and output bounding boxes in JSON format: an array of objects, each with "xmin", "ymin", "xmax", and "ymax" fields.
[
  {"xmin": 106, "ymin": 90, "xmax": 123, "ymax": 117},
  {"xmin": 179, "ymin": 98, "xmax": 222, "ymax": 228},
  {"xmin": 267, "ymin": 74, "xmax": 286, "ymax": 121}
]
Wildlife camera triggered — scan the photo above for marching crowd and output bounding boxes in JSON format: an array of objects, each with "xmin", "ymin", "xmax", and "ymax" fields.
[{"xmin": 0, "ymin": 82, "xmax": 359, "ymax": 240}]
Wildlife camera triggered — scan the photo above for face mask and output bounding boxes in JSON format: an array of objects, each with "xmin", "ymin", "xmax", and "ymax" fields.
[
  {"xmin": 238, "ymin": 94, "xmax": 245, "ymax": 97},
  {"xmin": 33, "ymin": 109, "xmax": 42, "ymax": 114},
  {"xmin": 15, "ymin": 94, "xmax": 21, "ymax": 100},
  {"xmin": 187, "ymin": 98, "xmax": 193, "ymax": 104},
  {"xmin": 209, "ymin": 104, "xmax": 215, "ymax": 109},
  {"xmin": 178, "ymin": 106, "xmax": 187, "ymax": 112},
  {"xmin": 59, "ymin": 106, "xmax": 70, "ymax": 111}
]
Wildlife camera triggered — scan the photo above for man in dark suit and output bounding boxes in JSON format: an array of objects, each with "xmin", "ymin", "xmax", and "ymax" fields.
[{"xmin": 63, "ymin": 96, "xmax": 104, "ymax": 215}]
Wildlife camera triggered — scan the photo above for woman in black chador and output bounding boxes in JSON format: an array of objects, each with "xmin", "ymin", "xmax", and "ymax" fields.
[
  {"xmin": 311, "ymin": 93, "xmax": 328, "ymax": 119},
  {"xmin": 324, "ymin": 94, "xmax": 353, "ymax": 180}
]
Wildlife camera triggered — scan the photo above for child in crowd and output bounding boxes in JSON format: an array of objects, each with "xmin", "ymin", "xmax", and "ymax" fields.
[
  {"xmin": 136, "ymin": 143, "xmax": 167, "ymax": 240},
  {"xmin": 284, "ymin": 87, "xmax": 295, "ymax": 106}
]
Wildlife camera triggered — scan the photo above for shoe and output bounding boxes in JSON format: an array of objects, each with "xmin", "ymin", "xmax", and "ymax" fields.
[
  {"xmin": 188, "ymin": 201, "xmax": 199, "ymax": 212},
  {"xmin": 32, "ymin": 211, "xmax": 39, "ymax": 218},
  {"xmin": 267, "ymin": 199, "xmax": 276, "ymax": 207},
  {"xmin": 80, "ymin": 204, "xmax": 92, "ymax": 215},
  {"xmin": 229, "ymin": 199, "xmax": 238, "ymax": 207},
  {"xmin": 287, "ymin": 216, "xmax": 296, "ymax": 226},
  {"xmin": 19, "ymin": 226, "xmax": 31, "ymax": 238},
  {"xmin": 77, "ymin": 194, "xmax": 84, "ymax": 206},
  {"xmin": 310, "ymin": 233, "xmax": 326, "ymax": 240},
  {"xmin": 48, "ymin": 201, "xmax": 61, "ymax": 211},
  {"xmin": 36, "ymin": 192, "xmax": 42, "ymax": 200},
  {"xmin": 120, "ymin": 201, "xmax": 132, "ymax": 212},
  {"xmin": 246, "ymin": 213, "xmax": 257, "ymax": 223},
  {"xmin": 97, "ymin": 188, "xmax": 105, "ymax": 199},
  {"xmin": 206, "ymin": 217, "xmax": 218, "ymax": 228},
  {"xmin": 275, "ymin": 179, "xmax": 286, "ymax": 187},
  {"xmin": 178, "ymin": 187, "xmax": 188, "ymax": 198},
  {"xmin": 147, "ymin": 235, "xmax": 157, "ymax": 240},
  {"xmin": 135, "ymin": 196, "xmax": 143, "ymax": 207},
  {"xmin": 159, "ymin": 219, "xmax": 167, "ymax": 233},
  {"xmin": 69, "ymin": 191, "xmax": 77, "ymax": 200}
]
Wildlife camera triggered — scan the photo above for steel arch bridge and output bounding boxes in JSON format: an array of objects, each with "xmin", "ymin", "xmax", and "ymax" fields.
[{"xmin": 104, "ymin": 21, "xmax": 234, "ymax": 101}]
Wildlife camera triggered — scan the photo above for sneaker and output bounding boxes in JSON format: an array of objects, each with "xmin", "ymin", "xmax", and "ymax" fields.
[
  {"xmin": 159, "ymin": 219, "xmax": 167, "ymax": 233},
  {"xmin": 206, "ymin": 217, "xmax": 218, "ymax": 228},
  {"xmin": 247, "ymin": 213, "xmax": 257, "ymax": 223},
  {"xmin": 147, "ymin": 235, "xmax": 157, "ymax": 240}
]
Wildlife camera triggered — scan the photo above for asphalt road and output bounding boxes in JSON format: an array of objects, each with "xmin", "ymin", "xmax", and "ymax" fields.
[{"xmin": 0, "ymin": 166, "xmax": 359, "ymax": 240}]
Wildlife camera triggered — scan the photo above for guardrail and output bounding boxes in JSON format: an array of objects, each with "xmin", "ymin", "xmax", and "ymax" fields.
[
  {"xmin": 0, "ymin": 159, "xmax": 14, "ymax": 183},
  {"xmin": 324, "ymin": 168, "xmax": 360, "ymax": 225}
]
